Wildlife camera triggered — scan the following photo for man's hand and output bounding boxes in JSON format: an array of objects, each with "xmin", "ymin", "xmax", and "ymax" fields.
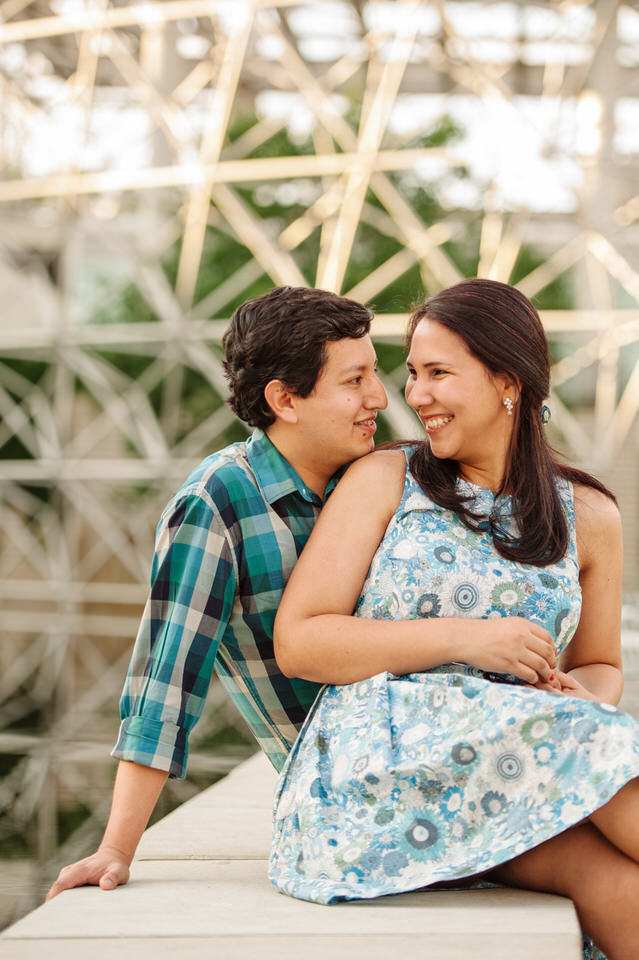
[
  {"xmin": 45, "ymin": 760, "xmax": 168, "ymax": 902},
  {"xmin": 46, "ymin": 846, "xmax": 130, "ymax": 900}
]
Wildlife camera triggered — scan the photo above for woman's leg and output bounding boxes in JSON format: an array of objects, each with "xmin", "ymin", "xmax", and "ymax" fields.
[
  {"xmin": 589, "ymin": 779, "xmax": 639, "ymax": 863},
  {"xmin": 487, "ymin": 822, "xmax": 639, "ymax": 960}
]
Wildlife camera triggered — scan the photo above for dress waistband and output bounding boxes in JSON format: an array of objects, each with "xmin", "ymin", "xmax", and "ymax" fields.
[{"xmin": 406, "ymin": 663, "xmax": 530, "ymax": 687}]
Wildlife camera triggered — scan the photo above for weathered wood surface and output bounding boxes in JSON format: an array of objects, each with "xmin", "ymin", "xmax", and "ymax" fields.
[{"xmin": 0, "ymin": 752, "xmax": 582, "ymax": 959}]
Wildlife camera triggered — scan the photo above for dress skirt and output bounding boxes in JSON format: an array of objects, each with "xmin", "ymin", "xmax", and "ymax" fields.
[{"xmin": 269, "ymin": 668, "xmax": 639, "ymax": 907}]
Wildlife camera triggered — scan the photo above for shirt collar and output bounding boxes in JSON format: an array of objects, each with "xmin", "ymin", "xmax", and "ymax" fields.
[{"xmin": 246, "ymin": 428, "xmax": 345, "ymax": 506}]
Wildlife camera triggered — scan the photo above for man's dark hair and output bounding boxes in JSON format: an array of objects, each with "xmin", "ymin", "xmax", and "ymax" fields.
[{"xmin": 222, "ymin": 286, "xmax": 373, "ymax": 428}]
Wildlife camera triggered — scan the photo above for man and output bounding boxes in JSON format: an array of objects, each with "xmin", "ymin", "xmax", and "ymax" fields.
[{"xmin": 47, "ymin": 285, "xmax": 387, "ymax": 898}]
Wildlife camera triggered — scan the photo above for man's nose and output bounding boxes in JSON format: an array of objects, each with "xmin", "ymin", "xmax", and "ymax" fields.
[{"xmin": 367, "ymin": 374, "xmax": 388, "ymax": 409}]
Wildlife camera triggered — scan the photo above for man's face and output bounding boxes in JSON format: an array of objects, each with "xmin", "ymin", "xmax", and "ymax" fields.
[{"xmin": 292, "ymin": 335, "xmax": 388, "ymax": 475}]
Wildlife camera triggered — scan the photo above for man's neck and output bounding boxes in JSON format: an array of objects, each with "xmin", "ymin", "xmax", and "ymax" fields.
[{"xmin": 265, "ymin": 424, "xmax": 332, "ymax": 500}]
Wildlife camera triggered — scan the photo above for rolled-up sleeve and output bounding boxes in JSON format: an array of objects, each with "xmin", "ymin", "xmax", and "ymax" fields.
[{"xmin": 112, "ymin": 488, "xmax": 237, "ymax": 778}]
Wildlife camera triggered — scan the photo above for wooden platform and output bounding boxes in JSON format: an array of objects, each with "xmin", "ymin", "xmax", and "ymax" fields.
[{"xmin": 0, "ymin": 752, "xmax": 583, "ymax": 959}]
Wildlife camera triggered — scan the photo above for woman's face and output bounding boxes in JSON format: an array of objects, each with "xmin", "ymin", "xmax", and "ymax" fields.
[{"xmin": 405, "ymin": 318, "xmax": 516, "ymax": 488}]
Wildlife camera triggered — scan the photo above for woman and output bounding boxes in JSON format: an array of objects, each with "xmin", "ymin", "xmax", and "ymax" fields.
[{"xmin": 270, "ymin": 279, "xmax": 639, "ymax": 960}]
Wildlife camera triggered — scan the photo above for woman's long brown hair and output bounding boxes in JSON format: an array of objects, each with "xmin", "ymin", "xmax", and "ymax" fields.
[{"xmin": 406, "ymin": 278, "xmax": 615, "ymax": 567}]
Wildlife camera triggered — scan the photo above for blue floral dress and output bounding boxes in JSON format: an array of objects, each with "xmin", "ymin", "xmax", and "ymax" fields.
[{"xmin": 269, "ymin": 458, "xmax": 639, "ymax": 960}]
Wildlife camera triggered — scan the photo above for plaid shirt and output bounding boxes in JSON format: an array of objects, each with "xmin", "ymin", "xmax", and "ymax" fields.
[{"xmin": 112, "ymin": 429, "xmax": 340, "ymax": 777}]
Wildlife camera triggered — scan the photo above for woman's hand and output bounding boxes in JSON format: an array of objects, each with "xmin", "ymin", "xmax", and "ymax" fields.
[
  {"xmin": 533, "ymin": 670, "xmax": 594, "ymax": 699},
  {"xmin": 457, "ymin": 617, "xmax": 556, "ymax": 685}
]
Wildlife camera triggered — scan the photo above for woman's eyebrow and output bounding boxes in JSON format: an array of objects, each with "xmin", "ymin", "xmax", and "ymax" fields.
[{"xmin": 406, "ymin": 359, "xmax": 453, "ymax": 368}]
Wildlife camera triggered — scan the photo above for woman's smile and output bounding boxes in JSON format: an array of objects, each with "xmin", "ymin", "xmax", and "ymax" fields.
[{"xmin": 422, "ymin": 414, "xmax": 454, "ymax": 434}]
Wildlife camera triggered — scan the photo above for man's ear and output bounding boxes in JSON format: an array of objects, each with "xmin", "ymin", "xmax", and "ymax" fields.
[{"xmin": 264, "ymin": 379, "xmax": 299, "ymax": 424}]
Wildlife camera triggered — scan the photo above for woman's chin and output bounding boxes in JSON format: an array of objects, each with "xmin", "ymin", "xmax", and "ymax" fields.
[{"xmin": 427, "ymin": 439, "xmax": 455, "ymax": 461}]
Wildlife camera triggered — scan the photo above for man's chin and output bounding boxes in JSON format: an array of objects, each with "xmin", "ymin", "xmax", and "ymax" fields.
[{"xmin": 353, "ymin": 439, "xmax": 376, "ymax": 459}]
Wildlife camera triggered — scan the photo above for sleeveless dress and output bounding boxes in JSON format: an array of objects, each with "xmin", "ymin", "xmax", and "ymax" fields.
[{"xmin": 269, "ymin": 457, "xmax": 639, "ymax": 959}]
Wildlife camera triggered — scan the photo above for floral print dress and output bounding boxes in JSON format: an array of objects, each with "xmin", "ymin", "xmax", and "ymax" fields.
[{"xmin": 269, "ymin": 459, "xmax": 639, "ymax": 960}]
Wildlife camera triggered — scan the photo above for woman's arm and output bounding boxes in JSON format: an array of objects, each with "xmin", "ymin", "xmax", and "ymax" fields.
[
  {"xmin": 274, "ymin": 450, "xmax": 556, "ymax": 686},
  {"xmin": 558, "ymin": 484, "xmax": 624, "ymax": 704}
]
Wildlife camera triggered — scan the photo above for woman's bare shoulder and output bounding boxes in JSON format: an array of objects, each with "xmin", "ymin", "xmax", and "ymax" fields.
[
  {"xmin": 572, "ymin": 482, "xmax": 620, "ymax": 527},
  {"xmin": 572, "ymin": 482, "xmax": 621, "ymax": 561},
  {"xmin": 327, "ymin": 448, "xmax": 408, "ymax": 518},
  {"xmin": 343, "ymin": 446, "xmax": 409, "ymax": 480}
]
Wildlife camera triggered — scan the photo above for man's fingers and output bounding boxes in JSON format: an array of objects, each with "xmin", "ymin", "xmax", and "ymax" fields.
[
  {"xmin": 45, "ymin": 868, "xmax": 85, "ymax": 901},
  {"xmin": 45, "ymin": 880, "xmax": 65, "ymax": 902},
  {"xmin": 45, "ymin": 859, "xmax": 129, "ymax": 900},
  {"xmin": 99, "ymin": 864, "xmax": 129, "ymax": 890}
]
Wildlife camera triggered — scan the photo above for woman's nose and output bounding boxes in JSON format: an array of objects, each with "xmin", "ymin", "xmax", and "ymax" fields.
[{"xmin": 406, "ymin": 378, "xmax": 433, "ymax": 409}]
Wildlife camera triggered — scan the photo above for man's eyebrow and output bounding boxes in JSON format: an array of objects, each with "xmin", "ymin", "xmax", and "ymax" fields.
[{"xmin": 339, "ymin": 363, "xmax": 372, "ymax": 376}]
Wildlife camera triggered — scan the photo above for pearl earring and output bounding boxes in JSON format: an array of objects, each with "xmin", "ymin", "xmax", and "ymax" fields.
[{"xmin": 503, "ymin": 397, "xmax": 514, "ymax": 416}]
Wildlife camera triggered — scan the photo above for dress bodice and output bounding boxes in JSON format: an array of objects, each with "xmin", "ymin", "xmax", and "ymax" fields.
[{"xmin": 356, "ymin": 455, "xmax": 582, "ymax": 661}]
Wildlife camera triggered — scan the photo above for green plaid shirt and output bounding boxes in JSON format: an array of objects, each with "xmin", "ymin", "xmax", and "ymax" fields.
[{"xmin": 112, "ymin": 429, "xmax": 340, "ymax": 777}]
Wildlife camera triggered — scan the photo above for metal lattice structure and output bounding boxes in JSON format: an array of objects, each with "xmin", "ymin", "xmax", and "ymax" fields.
[{"xmin": 2, "ymin": 0, "xmax": 639, "ymax": 920}]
